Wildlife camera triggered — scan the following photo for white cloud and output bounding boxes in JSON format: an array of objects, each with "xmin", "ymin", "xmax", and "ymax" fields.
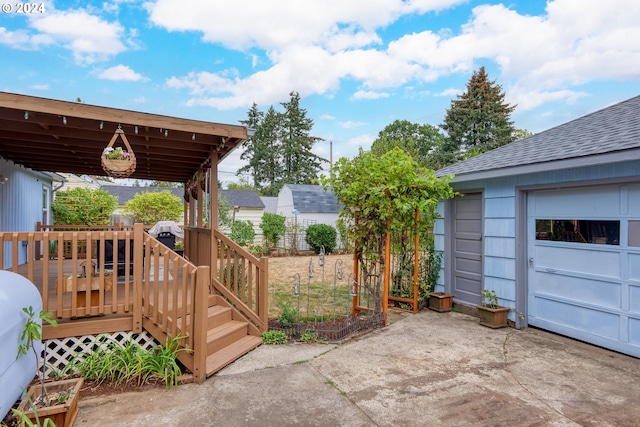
[
  {"xmin": 29, "ymin": 84, "xmax": 49, "ymax": 90},
  {"xmin": 3, "ymin": 9, "xmax": 128, "ymax": 64},
  {"xmin": 352, "ymin": 90, "xmax": 389, "ymax": 100},
  {"xmin": 339, "ymin": 120, "xmax": 366, "ymax": 129},
  {"xmin": 146, "ymin": 0, "xmax": 640, "ymax": 114},
  {"xmin": 320, "ymin": 114, "xmax": 336, "ymax": 120},
  {"xmin": 98, "ymin": 64, "xmax": 146, "ymax": 81}
]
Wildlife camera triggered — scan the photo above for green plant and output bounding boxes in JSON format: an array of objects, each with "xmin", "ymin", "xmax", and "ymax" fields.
[
  {"xmin": 260, "ymin": 213, "xmax": 287, "ymax": 249},
  {"xmin": 124, "ymin": 190, "xmax": 183, "ymax": 225},
  {"xmin": 299, "ymin": 330, "xmax": 326, "ymax": 344},
  {"xmin": 230, "ymin": 220, "xmax": 256, "ymax": 246},
  {"xmin": 305, "ymin": 224, "xmax": 337, "ymax": 254},
  {"xmin": 52, "ymin": 187, "xmax": 118, "ymax": 225},
  {"xmin": 103, "ymin": 146, "xmax": 131, "ymax": 160},
  {"xmin": 10, "ymin": 408, "xmax": 56, "ymax": 427},
  {"xmin": 481, "ymin": 289, "xmax": 500, "ymax": 308},
  {"xmin": 278, "ymin": 301, "xmax": 298, "ymax": 327},
  {"xmin": 70, "ymin": 335, "xmax": 188, "ymax": 389},
  {"xmin": 261, "ymin": 330, "xmax": 288, "ymax": 345},
  {"xmin": 17, "ymin": 306, "xmax": 58, "ymax": 405}
]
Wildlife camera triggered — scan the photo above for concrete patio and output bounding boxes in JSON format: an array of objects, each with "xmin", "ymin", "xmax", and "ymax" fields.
[{"xmin": 77, "ymin": 309, "xmax": 640, "ymax": 426}]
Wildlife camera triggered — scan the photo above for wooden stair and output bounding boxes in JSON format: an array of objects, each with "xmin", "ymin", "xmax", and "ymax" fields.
[{"xmin": 204, "ymin": 295, "xmax": 262, "ymax": 376}]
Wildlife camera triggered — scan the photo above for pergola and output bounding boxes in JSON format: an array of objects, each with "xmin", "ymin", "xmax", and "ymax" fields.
[{"xmin": 0, "ymin": 91, "xmax": 247, "ymax": 183}]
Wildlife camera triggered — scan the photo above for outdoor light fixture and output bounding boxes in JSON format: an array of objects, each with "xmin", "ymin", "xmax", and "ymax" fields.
[
  {"xmin": 62, "ymin": 116, "xmax": 67, "ymax": 125},
  {"xmin": 24, "ymin": 111, "xmax": 29, "ymax": 120},
  {"xmin": 0, "ymin": 175, "xmax": 8, "ymax": 184},
  {"xmin": 135, "ymin": 126, "xmax": 139, "ymax": 134},
  {"xmin": 100, "ymin": 121, "xmax": 104, "ymax": 129}
]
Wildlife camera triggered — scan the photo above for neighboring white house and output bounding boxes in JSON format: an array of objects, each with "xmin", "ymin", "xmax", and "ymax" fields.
[
  {"xmin": 56, "ymin": 173, "xmax": 102, "ymax": 191},
  {"xmin": 276, "ymin": 184, "xmax": 342, "ymax": 250},
  {"xmin": 220, "ymin": 190, "xmax": 265, "ymax": 244}
]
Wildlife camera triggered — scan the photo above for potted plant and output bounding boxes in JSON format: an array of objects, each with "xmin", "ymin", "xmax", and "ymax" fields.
[
  {"xmin": 428, "ymin": 292, "xmax": 455, "ymax": 312},
  {"xmin": 16, "ymin": 306, "xmax": 83, "ymax": 427},
  {"xmin": 477, "ymin": 289, "xmax": 511, "ymax": 328}
]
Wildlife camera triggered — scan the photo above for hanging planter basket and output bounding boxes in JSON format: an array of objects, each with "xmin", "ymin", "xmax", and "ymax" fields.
[{"xmin": 101, "ymin": 128, "xmax": 136, "ymax": 178}]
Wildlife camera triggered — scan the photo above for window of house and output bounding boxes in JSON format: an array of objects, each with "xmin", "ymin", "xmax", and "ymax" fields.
[{"xmin": 535, "ymin": 219, "xmax": 619, "ymax": 245}]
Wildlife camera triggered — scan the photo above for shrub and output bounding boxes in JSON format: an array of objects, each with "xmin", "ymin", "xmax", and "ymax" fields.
[
  {"xmin": 278, "ymin": 301, "xmax": 298, "ymax": 327},
  {"xmin": 261, "ymin": 330, "xmax": 288, "ymax": 345},
  {"xmin": 260, "ymin": 213, "xmax": 286, "ymax": 249},
  {"xmin": 305, "ymin": 224, "xmax": 337, "ymax": 254},
  {"xmin": 124, "ymin": 190, "xmax": 183, "ymax": 225},
  {"xmin": 52, "ymin": 188, "xmax": 118, "ymax": 225},
  {"xmin": 230, "ymin": 220, "xmax": 255, "ymax": 246}
]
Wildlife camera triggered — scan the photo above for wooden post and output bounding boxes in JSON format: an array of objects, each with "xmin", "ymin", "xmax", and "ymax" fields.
[
  {"xmin": 258, "ymin": 257, "xmax": 269, "ymax": 330},
  {"xmin": 352, "ymin": 242, "xmax": 358, "ymax": 315},
  {"xmin": 210, "ymin": 151, "xmax": 218, "ymax": 279},
  {"xmin": 192, "ymin": 265, "xmax": 210, "ymax": 384},
  {"xmin": 413, "ymin": 208, "xmax": 420, "ymax": 312},
  {"xmin": 383, "ymin": 218, "xmax": 390, "ymax": 324},
  {"xmin": 35, "ymin": 221, "xmax": 42, "ymax": 260},
  {"xmin": 132, "ymin": 223, "xmax": 144, "ymax": 333}
]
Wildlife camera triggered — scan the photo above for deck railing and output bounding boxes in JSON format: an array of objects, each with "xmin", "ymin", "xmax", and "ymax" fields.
[
  {"xmin": 1, "ymin": 224, "xmax": 210, "ymax": 382},
  {"xmin": 213, "ymin": 229, "xmax": 268, "ymax": 332}
]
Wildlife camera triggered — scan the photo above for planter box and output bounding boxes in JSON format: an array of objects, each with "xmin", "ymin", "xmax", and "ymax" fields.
[
  {"xmin": 477, "ymin": 305, "xmax": 510, "ymax": 328},
  {"xmin": 17, "ymin": 378, "xmax": 83, "ymax": 427},
  {"xmin": 428, "ymin": 292, "xmax": 454, "ymax": 312}
]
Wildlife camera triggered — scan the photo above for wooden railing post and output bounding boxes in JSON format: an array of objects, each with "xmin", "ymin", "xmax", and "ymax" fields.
[
  {"xmin": 132, "ymin": 223, "xmax": 144, "ymax": 333},
  {"xmin": 193, "ymin": 265, "xmax": 210, "ymax": 384},
  {"xmin": 259, "ymin": 257, "xmax": 268, "ymax": 330}
]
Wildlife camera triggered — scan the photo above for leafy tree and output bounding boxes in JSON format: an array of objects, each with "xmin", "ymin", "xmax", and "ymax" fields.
[
  {"xmin": 512, "ymin": 128, "xmax": 534, "ymax": 141},
  {"xmin": 52, "ymin": 188, "xmax": 118, "ymax": 225},
  {"xmin": 320, "ymin": 148, "xmax": 456, "ymax": 312},
  {"xmin": 279, "ymin": 91, "xmax": 325, "ymax": 189},
  {"xmin": 260, "ymin": 213, "xmax": 287, "ymax": 250},
  {"xmin": 305, "ymin": 224, "xmax": 337, "ymax": 254},
  {"xmin": 230, "ymin": 220, "xmax": 256, "ymax": 246},
  {"xmin": 149, "ymin": 181, "xmax": 180, "ymax": 188},
  {"xmin": 226, "ymin": 177, "xmax": 257, "ymax": 191},
  {"xmin": 124, "ymin": 191, "xmax": 183, "ymax": 225},
  {"xmin": 371, "ymin": 120, "xmax": 445, "ymax": 169},
  {"xmin": 439, "ymin": 66, "xmax": 516, "ymax": 166}
]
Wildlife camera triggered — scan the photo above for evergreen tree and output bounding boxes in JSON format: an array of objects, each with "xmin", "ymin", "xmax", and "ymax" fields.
[
  {"xmin": 237, "ymin": 92, "xmax": 325, "ymax": 196},
  {"xmin": 439, "ymin": 67, "xmax": 516, "ymax": 166},
  {"xmin": 279, "ymin": 92, "xmax": 325, "ymax": 189}
]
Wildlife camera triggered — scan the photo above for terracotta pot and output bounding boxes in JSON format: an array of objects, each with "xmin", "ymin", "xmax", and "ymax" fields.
[
  {"xmin": 477, "ymin": 304, "xmax": 510, "ymax": 328},
  {"xmin": 428, "ymin": 292, "xmax": 454, "ymax": 312},
  {"xmin": 18, "ymin": 378, "xmax": 83, "ymax": 427}
]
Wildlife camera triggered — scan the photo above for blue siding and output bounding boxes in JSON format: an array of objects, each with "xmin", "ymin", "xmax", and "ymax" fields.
[
  {"xmin": 437, "ymin": 159, "xmax": 640, "ymax": 315},
  {"xmin": 1, "ymin": 160, "xmax": 53, "ymax": 269}
]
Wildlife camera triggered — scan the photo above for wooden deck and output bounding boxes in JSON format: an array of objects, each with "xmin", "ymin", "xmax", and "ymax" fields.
[{"xmin": 3, "ymin": 223, "xmax": 269, "ymax": 382}]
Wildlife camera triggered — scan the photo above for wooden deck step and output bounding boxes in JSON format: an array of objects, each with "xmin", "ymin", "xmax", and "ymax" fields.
[
  {"xmin": 207, "ymin": 320, "xmax": 250, "ymax": 353},
  {"xmin": 205, "ymin": 335, "xmax": 262, "ymax": 376}
]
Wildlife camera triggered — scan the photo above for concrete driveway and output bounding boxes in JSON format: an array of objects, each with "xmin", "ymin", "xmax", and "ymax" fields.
[{"xmin": 77, "ymin": 310, "xmax": 640, "ymax": 426}]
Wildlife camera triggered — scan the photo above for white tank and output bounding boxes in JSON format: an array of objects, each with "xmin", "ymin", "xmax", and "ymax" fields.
[{"xmin": 0, "ymin": 271, "xmax": 42, "ymax": 420}]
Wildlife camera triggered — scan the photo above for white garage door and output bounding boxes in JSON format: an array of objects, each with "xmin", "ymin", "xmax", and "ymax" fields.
[{"xmin": 528, "ymin": 184, "xmax": 640, "ymax": 358}]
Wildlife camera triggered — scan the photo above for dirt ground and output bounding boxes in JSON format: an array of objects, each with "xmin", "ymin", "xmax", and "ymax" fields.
[{"xmin": 268, "ymin": 252, "xmax": 355, "ymax": 285}]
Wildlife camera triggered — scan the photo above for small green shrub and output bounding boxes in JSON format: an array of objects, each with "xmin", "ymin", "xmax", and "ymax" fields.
[
  {"xmin": 278, "ymin": 301, "xmax": 298, "ymax": 327},
  {"xmin": 230, "ymin": 220, "xmax": 255, "ymax": 246},
  {"xmin": 70, "ymin": 335, "xmax": 188, "ymax": 388},
  {"xmin": 261, "ymin": 330, "xmax": 288, "ymax": 345},
  {"xmin": 305, "ymin": 224, "xmax": 337, "ymax": 254},
  {"xmin": 481, "ymin": 289, "xmax": 499, "ymax": 308},
  {"xmin": 299, "ymin": 330, "xmax": 326, "ymax": 343},
  {"xmin": 260, "ymin": 213, "xmax": 287, "ymax": 249}
]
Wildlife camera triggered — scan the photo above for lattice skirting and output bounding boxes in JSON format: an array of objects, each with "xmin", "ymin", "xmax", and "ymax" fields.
[{"xmin": 41, "ymin": 331, "xmax": 161, "ymax": 379}]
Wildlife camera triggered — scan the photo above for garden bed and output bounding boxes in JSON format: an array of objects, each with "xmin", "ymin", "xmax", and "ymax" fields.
[{"xmin": 268, "ymin": 312, "xmax": 385, "ymax": 342}]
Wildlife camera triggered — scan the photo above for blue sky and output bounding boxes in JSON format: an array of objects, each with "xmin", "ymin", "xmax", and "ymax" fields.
[{"xmin": 1, "ymin": 0, "xmax": 640, "ymax": 186}]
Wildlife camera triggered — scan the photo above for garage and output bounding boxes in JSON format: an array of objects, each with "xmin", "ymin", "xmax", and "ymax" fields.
[
  {"xmin": 435, "ymin": 94, "xmax": 640, "ymax": 358},
  {"xmin": 528, "ymin": 184, "xmax": 640, "ymax": 357}
]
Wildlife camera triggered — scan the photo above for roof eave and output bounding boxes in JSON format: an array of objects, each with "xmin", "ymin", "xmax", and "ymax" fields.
[{"xmin": 443, "ymin": 148, "xmax": 640, "ymax": 183}]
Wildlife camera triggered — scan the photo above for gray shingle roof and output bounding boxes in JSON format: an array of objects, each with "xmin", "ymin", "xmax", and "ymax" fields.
[
  {"xmin": 220, "ymin": 190, "xmax": 264, "ymax": 209},
  {"xmin": 101, "ymin": 185, "xmax": 183, "ymax": 204},
  {"xmin": 436, "ymin": 95, "xmax": 640, "ymax": 179},
  {"xmin": 287, "ymin": 184, "xmax": 341, "ymax": 213},
  {"xmin": 260, "ymin": 196, "xmax": 278, "ymax": 214}
]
